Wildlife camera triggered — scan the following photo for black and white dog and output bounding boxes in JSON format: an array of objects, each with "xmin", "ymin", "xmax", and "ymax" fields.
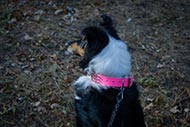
[{"xmin": 74, "ymin": 15, "xmax": 146, "ymax": 127}]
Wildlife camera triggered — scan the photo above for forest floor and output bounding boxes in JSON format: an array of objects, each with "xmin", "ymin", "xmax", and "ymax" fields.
[{"xmin": 0, "ymin": 0, "xmax": 190, "ymax": 127}]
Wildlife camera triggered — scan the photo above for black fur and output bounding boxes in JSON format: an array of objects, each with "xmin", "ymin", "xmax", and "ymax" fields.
[
  {"xmin": 75, "ymin": 15, "xmax": 146, "ymax": 127},
  {"xmin": 75, "ymin": 83, "xmax": 145, "ymax": 127}
]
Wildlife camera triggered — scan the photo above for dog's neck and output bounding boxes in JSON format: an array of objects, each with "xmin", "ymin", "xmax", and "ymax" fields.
[
  {"xmin": 75, "ymin": 35, "xmax": 131, "ymax": 91},
  {"xmin": 86, "ymin": 35, "xmax": 131, "ymax": 78}
]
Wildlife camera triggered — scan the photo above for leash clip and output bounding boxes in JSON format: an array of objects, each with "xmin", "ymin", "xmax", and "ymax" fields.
[{"xmin": 117, "ymin": 77, "xmax": 125, "ymax": 100}]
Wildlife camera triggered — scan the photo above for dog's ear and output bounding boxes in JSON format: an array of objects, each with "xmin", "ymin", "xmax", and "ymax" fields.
[
  {"xmin": 100, "ymin": 14, "xmax": 113, "ymax": 27},
  {"xmin": 100, "ymin": 14, "xmax": 120, "ymax": 40}
]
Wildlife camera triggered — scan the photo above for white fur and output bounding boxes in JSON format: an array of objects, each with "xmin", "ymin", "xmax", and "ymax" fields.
[
  {"xmin": 74, "ymin": 94, "xmax": 82, "ymax": 100},
  {"xmin": 75, "ymin": 35, "xmax": 131, "ymax": 90}
]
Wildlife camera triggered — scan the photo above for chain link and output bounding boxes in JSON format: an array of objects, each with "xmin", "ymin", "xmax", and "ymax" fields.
[{"xmin": 107, "ymin": 78, "xmax": 126, "ymax": 127}]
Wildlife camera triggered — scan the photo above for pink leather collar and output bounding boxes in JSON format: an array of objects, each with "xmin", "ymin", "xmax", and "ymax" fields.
[{"xmin": 91, "ymin": 73, "xmax": 134, "ymax": 88}]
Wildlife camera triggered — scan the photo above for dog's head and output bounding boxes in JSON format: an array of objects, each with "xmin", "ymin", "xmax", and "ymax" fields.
[
  {"xmin": 79, "ymin": 26, "xmax": 109, "ymax": 69},
  {"xmin": 80, "ymin": 26, "xmax": 109, "ymax": 50},
  {"xmin": 79, "ymin": 15, "xmax": 119, "ymax": 69}
]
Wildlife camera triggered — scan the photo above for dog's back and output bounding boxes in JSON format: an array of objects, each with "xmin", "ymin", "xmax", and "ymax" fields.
[{"xmin": 75, "ymin": 83, "xmax": 145, "ymax": 127}]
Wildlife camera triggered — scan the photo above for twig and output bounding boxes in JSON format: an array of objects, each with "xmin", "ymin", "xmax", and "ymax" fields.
[
  {"xmin": 174, "ymin": 97, "xmax": 190, "ymax": 105},
  {"xmin": 172, "ymin": 88, "xmax": 187, "ymax": 106},
  {"xmin": 53, "ymin": 77, "xmax": 62, "ymax": 92}
]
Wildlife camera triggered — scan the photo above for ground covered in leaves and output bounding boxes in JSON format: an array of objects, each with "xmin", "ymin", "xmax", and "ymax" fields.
[{"xmin": 0, "ymin": 0, "xmax": 190, "ymax": 127}]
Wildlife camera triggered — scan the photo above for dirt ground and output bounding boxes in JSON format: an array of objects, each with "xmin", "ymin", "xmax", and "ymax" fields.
[{"xmin": 0, "ymin": 0, "xmax": 190, "ymax": 127}]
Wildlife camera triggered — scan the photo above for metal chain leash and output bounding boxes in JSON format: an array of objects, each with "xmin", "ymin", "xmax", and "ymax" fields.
[{"xmin": 107, "ymin": 78, "xmax": 126, "ymax": 127}]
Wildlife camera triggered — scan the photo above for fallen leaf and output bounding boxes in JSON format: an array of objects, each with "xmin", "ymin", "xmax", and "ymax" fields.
[
  {"xmin": 184, "ymin": 108, "xmax": 190, "ymax": 113},
  {"xmin": 50, "ymin": 103, "xmax": 60, "ymax": 109},
  {"xmin": 54, "ymin": 9, "xmax": 63, "ymax": 15},
  {"xmin": 50, "ymin": 54, "xmax": 57, "ymax": 59},
  {"xmin": 157, "ymin": 63, "xmax": 165, "ymax": 68},
  {"xmin": 24, "ymin": 34, "xmax": 33, "ymax": 41},
  {"xmin": 170, "ymin": 106, "xmax": 180, "ymax": 114},
  {"xmin": 34, "ymin": 101, "xmax": 41, "ymax": 107},
  {"xmin": 146, "ymin": 98, "xmax": 154, "ymax": 102}
]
